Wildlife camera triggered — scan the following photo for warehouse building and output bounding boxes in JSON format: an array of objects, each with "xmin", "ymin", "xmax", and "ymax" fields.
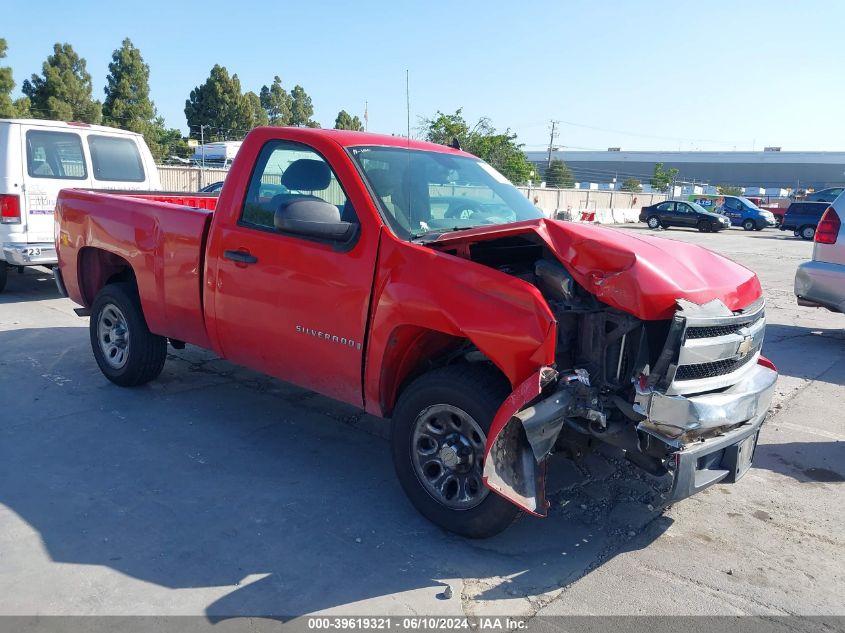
[{"xmin": 524, "ymin": 148, "xmax": 845, "ymax": 192}]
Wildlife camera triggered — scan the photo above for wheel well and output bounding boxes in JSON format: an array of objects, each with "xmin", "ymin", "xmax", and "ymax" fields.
[
  {"xmin": 377, "ymin": 326, "xmax": 507, "ymax": 417},
  {"xmin": 78, "ymin": 247, "xmax": 136, "ymax": 306}
]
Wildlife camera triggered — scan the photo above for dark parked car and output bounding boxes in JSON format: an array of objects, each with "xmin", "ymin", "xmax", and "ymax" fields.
[
  {"xmin": 806, "ymin": 187, "xmax": 844, "ymax": 203},
  {"xmin": 198, "ymin": 181, "xmax": 224, "ymax": 193},
  {"xmin": 639, "ymin": 200, "xmax": 732, "ymax": 232},
  {"xmin": 780, "ymin": 201, "xmax": 830, "ymax": 240}
]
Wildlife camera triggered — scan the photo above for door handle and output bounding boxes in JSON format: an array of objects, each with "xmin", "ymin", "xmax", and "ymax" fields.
[{"xmin": 223, "ymin": 250, "xmax": 258, "ymax": 264}]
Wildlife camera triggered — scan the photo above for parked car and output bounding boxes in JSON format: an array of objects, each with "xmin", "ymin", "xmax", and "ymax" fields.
[
  {"xmin": 198, "ymin": 181, "xmax": 224, "ymax": 193},
  {"xmin": 54, "ymin": 127, "xmax": 777, "ymax": 538},
  {"xmin": 795, "ymin": 193, "xmax": 844, "ymax": 314},
  {"xmin": 780, "ymin": 201, "xmax": 830, "ymax": 240},
  {"xmin": 639, "ymin": 200, "xmax": 731, "ymax": 232},
  {"xmin": 690, "ymin": 195, "xmax": 777, "ymax": 231},
  {"xmin": 806, "ymin": 187, "xmax": 844, "ymax": 203},
  {"xmin": 0, "ymin": 118, "xmax": 160, "ymax": 292}
]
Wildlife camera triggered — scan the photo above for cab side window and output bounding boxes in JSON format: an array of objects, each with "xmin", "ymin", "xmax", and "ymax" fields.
[
  {"xmin": 26, "ymin": 130, "xmax": 87, "ymax": 179},
  {"xmin": 241, "ymin": 141, "xmax": 356, "ymax": 230}
]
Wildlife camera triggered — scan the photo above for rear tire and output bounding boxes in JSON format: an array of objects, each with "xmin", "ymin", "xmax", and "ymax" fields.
[
  {"xmin": 89, "ymin": 283, "xmax": 167, "ymax": 387},
  {"xmin": 743, "ymin": 219, "xmax": 756, "ymax": 231},
  {"xmin": 800, "ymin": 226, "xmax": 816, "ymax": 240},
  {"xmin": 391, "ymin": 365, "xmax": 520, "ymax": 538},
  {"xmin": 646, "ymin": 216, "xmax": 661, "ymax": 229},
  {"xmin": 0, "ymin": 263, "xmax": 7, "ymax": 293}
]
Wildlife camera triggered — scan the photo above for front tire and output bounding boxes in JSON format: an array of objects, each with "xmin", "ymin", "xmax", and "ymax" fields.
[
  {"xmin": 743, "ymin": 219, "xmax": 756, "ymax": 231},
  {"xmin": 391, "ymin": 365, "xmax": 520, "ymax": 538},
  {"xmin": 90, "ymin": 283, "xmax": 167, "ymax": 387},
  {"xmin": 0, "ymin": 263, "xmax": 7, "ymax": 293},
  {"xmin": 697, "ymin": 220, "xmax": 710, "ymax": 233}
]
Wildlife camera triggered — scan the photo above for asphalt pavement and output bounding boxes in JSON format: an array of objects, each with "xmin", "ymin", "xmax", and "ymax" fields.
[{"xmin": 0, "ymin": 224, "xmax": 842, "ymax": 623}]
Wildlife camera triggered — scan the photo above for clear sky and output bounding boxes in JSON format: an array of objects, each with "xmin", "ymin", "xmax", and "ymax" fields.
[{"xmin": 4, "ymin": 0, "xmax": 843, "ymax": 151}]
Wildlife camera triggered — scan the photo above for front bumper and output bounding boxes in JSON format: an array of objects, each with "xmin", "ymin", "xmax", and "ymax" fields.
[
  {"xmin": 635, "ymin": 362, "xmax": 777, "ymax": 439},
  {"xmin": 483, "ymin": 361, "xmax": 778, "ymax": 515},
  {"xmin": 795, "ymin": 259, "xmax": 845, "ymax": 314},
  {"xmin": 667, "ymin": 411, "xmax": 765, "ymax": 502},
  {"xmin": 2, "ymin": 242, "xmax": 57, "ymax": 266},
  {"xmin": 636, "ymin": 362, "xmax": 777, "ymax": 500}
]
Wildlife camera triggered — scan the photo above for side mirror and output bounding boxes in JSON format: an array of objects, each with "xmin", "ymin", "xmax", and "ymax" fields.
[{"xmin": 274, "ymin": 198, "xmax": 357, "ymax": 242}]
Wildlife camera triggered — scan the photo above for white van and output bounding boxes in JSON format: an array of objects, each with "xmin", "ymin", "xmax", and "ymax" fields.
[{"xmin": 0, "ymin": 119, "xmax": 160, "ymax": 291}]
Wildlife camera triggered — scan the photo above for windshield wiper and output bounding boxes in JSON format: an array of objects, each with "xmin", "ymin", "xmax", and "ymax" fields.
[{"xmin": 412, "ymin": 226, "xmax": 475, "ymax": 243}]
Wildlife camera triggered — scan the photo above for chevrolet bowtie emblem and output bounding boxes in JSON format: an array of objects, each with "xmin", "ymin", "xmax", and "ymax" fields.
[{"xmin": 737, "ymin": 336, "xmax": 754, "ymax": 357}]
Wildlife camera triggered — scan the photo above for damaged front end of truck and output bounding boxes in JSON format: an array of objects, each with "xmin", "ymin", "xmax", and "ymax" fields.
[
  {"xmin": 426, "ymin": 220, "xmax": 779, "ymax": 516},
  {"xmin": 483, "ymin": 294, "xmax": 778, "ymax": 515}
]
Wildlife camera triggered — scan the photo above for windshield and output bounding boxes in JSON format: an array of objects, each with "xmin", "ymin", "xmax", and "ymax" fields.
[
  {"xmin": 738, "ymin": 196, "xmax": 761, "ymax": 210},
  {"xmin": 688, "ymin": 202, "xmax": 710, "ymax": 213},
  {"xmin": 349, "ymin": 146, "xmax": 543, "ymax": 239}
]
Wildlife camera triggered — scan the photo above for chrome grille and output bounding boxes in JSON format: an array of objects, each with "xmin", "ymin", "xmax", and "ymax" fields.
[
  {"xmin": 674, "ymin": 346, "xmax": 759, "ymax": 380},
  {"xmin": 666, "ymin": 298, "xmax": 767, "ymax": 395}
]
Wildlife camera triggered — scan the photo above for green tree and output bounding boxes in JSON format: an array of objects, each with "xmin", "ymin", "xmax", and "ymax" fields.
[
  {"xmin": 22, "ymin": 43, "xmax": 101, "ymax": 122},
  {"xmin": 620, "ymin": 177, "xmax": 642, "ymax": 192},
  {"xmin": 290, "ymin": 84, "xmax": 317, "ymax": 127},
  {"xmin": 185, "ymin": 65, "xmax": 259, "ymax": 140},
  {"xmin": 650, "ymin": 162, "xmax": 679, "ymax": 193},
  {"xmin": 102, "ymin": 38, "xmax": 154, "ymax": 130},
  {"xmin": 243, "ymin": 91, "xmax": 268, "ymax": 128},
  {"xmin": 101, "ymin": 38, "xmax": 174, "ymax": 157},
  {"xmin": 334, "ymin": 109, "xmax": 363, "ymax": 130},
  {"xmin": 0, "ymin": 38, "xmax": 23, "ymax": 117},
  {"xmin": 419, "ymin": 109, "xmax": 534, "ymax": 184},
  {"xmin": 420, "ymin": 109, "xmax": 470, "ymax": 146},
  {"xmin": 544, "ymin": 159, "xmax": 575, "ymax": 188},
  {"xmin": 153, "ymin": 121, "xmax": 191, "ymax": 161},
  {"xmin": 259, "ymin": 76, "xmax": 292, "ymax": 125},
  {"xmin": 717, "ymin": 184, "xmax": 743, "ymax": 196}
]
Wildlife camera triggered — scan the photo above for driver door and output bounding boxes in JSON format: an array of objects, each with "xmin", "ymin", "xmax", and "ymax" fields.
[
  {"xmin": 211, "ymin": 140, "xmax": 378, "ymax": 406},
  {"xmin": 673, "ymin": 202, "xmax": 695, "ymax": 227}
]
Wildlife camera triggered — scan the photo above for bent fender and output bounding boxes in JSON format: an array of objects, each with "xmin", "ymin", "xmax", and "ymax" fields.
[{"xmin": 482, "ymin": 367, "xmax": 559, "ymax": 516}]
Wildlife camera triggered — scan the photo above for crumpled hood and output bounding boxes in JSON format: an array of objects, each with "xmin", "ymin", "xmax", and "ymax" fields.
[{"xmin": 428, "ymin": 219, "xmax": 762, "ymax": 320}]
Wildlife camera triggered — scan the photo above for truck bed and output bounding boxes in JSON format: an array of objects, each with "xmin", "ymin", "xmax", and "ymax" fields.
[{"xmin": 55, "ymin": 189, "xmax": 215, "ymax": 349}]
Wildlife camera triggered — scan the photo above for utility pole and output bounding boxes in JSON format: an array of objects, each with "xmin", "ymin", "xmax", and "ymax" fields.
[{"xmin": 547, "ymin": 120, "xmax": 559, "ymax": 170}]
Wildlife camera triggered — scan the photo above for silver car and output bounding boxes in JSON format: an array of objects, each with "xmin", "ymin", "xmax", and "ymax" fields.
[{"xmin": 795, "ymin": 192, "xmax": 845, "ymax": 314}]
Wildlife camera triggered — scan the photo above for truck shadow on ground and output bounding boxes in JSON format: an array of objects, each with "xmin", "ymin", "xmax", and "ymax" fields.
[
  {"xmin": 763, "ymin": 323, "xmax": 845, "ymax": 386},
  {"xmin": 0, "ymin": 326, "xmax": 672, "ymax": 619}
]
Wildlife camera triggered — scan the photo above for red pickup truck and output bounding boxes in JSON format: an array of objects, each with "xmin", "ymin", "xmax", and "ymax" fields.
[{"xmin": 54, "ymin": 127, "xmax": 778, "ymax": 537}]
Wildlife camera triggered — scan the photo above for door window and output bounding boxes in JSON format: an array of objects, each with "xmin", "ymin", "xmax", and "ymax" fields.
[
  {"xmin": 240, "ymin": 141, "xmax": 354, "ymax": 231},
  {"xmin": 25, "ymin": 130, "xmax": 87, "ymax": 179},
  {"xmin": 675, "ymin": 203, "xmax": 690, "ymax": 213},
  {"xmin": 88, "ymin": 135, "xmax": 145, "ymax": 182},
  {"xmin": 656, "ymin": 202, "xmax": 674, "ymax": 212}
]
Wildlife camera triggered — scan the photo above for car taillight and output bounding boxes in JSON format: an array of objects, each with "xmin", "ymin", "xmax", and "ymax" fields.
[
  {"xmin": 815, "ymin": 207, "xmax": 841, "ymax": 244},
  {"xmin": 0, "ymin": 194, "xmax": 21, "ymax": 224}
]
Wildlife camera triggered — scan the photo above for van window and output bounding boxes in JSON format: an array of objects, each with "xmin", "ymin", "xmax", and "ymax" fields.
[
  {"xmin": 26, "ymin": 130, "xmax": 87, "ymax": 180},
  {"xmin": 88, "ymin": 135, "xmax": 145, "ymax": 182}
]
